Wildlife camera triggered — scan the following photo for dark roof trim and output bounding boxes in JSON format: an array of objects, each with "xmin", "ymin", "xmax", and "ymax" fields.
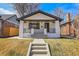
[
  {"xmin": 5, "ymin": 15, "xmax": 19, "ymax": 22},
  {"xmin": 60, "ymin": 22, "xmax": 71, "ymax": 26},
  {"xmin": 61, "ymin": 20, "xmax": 74, "ymax": 26},
  {"xmin": 6, "ymin": 15, "xmax": 17, "ymax": 20},
  {"xmin": 3, "ymin": 20, "xmax": 19, "ymax": 27},
  {"xmin": 17, "ymin": 10, "xmax": 63, "ymax": 22}
]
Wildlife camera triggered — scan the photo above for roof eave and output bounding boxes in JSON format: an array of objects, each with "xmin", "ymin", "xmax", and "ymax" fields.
[{"xmin": 17, "ymin": 10, "xmax": 63, "ymax": 22}]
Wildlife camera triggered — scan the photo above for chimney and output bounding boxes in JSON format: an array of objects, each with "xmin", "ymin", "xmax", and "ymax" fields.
[
  {"xmin": 66, "ymin": 13, "xmax": 71, "ymax": 22},
  {"xmin": 66, "ymin": 13, "xmax": 71, "ymax": 35}
]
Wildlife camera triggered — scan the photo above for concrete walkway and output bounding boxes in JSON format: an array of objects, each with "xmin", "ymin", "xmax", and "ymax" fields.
[{"xmin": 27, "ymin": 39, "xmax": 50, "ymax": 56}]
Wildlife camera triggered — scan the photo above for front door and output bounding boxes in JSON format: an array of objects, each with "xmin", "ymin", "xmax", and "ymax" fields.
[{"xmin": 45, "ymin": 23, "xmax": 49, "ymax": 32}]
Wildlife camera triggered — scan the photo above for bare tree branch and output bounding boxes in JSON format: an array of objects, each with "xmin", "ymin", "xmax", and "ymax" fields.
[
  {"xmin": 53, "ymin": 7, "xmax": 65, "ymax": 19},
  {"xmin": 12, "ymin": 3, "xmax": 39, "ymax": 17}
]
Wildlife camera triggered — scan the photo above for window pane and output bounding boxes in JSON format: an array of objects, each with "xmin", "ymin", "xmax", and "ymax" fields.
[
  {"xmin": 49, "ymin": 28, "xmax": 56, "ymax": 33},
  {"xmin": 29, "ymin": 23, "xmax": 39, "ymax": 29},
  {"xmin": 23, "ymin": 28, "xmax": 30, "ymax": 33},
  {"xmin": 23, "ymin": 28, "xmax": 26, "ymax": 33}
]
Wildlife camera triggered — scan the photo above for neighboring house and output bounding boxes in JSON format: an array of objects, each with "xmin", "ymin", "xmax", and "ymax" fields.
[
  {"xmin": 60, "ymin": 13, "xmax": 75, "ymax": 37},
  {"xmin": 0, "ymin": 15, "xmax": 19, "ymax": 37},
  {"xmin": 18, "ymin": 10, "xmax": 62, "ymax": 38},
  {"xmin": 73, "ymin": 16, "xmax": 79, "ymax": 38}
]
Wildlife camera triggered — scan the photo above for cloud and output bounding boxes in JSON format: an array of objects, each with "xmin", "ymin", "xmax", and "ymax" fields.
[{"xmin": 0, "ymin": 8, "xmax": 15, "ymax": 14}]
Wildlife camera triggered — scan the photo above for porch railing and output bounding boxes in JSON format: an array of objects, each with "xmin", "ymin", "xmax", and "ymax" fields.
[
  {"xmin": 31, "ymin": 28, "xmax": 47, "ymax": 35},
  {"xmin": 34, "ymin": 29, "xmax": 44, "ymax": 34},
  {"xmin": 23, "ymin": 28, "xmax": 55, "ymax": 34}
]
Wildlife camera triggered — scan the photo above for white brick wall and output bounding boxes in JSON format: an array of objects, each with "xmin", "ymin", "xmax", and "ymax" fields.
[{"xmin": 47, "ymin": 20, "xmax": 60, "ymax": 38}]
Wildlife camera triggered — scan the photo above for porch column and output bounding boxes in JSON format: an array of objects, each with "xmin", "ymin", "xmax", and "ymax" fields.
[
  {"xmin": 55, "ymin": 21, "xmax": 60, "ymax": 37},
  {"xmin": 44, "ymin": 28, "xmax": 47, "ymax": 35},
  {"xmin": 19, "ymin": 20, "xmax": 24, "ymax": 38}
]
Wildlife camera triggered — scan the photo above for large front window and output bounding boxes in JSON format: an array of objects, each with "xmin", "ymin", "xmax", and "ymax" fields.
[{"xmin": 29, "ymin": 23, "xmax": 40, "ymax": 29}]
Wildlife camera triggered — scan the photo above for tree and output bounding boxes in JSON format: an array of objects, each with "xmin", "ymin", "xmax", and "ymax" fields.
[
  {"xmin": 12, "ymin": 3, "xmax": 39, "ymax": 17},
  {"xmin": 74, "ymin": 16, "xmax": 79, "ymax": 39},
  {"xmin": 53, "ymin": 7, "xmax": 65, "ymax": 19}
]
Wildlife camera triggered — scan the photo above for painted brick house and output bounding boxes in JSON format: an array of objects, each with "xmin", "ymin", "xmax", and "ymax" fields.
[
  {"xmin": 18, "ymin": 10, "xmax": 62, "ymax": 38},
  {"xmin": 60, "ymin": 13, "xmax": 75, "ymax": 37}
]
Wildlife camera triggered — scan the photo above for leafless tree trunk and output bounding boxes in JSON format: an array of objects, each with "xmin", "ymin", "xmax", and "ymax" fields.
[{"xmin": 12, "ymin": 3, "xmax": 39, "ymax": 17}]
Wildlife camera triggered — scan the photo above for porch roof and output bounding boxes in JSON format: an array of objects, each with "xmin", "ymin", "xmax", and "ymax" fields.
[{"xmin": 17, "ymin": 10, "xmax": 63, "ymax": 22}]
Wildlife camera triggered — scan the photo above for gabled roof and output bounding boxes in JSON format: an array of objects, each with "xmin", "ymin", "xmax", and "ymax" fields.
[
  {"xmin": 0, "ymin": 15, "xmax": 19, "ymax": 25},
  {"xmin": 60, "ymin": 20, "xmax": 74, "ymax": 26},
  {"xmin": 0, "ymin": 14, "xmax": 15, "ymax": 20},
  {"xmin": 17, "ymin": 10, "xmax": 63, "ymax": 22}
]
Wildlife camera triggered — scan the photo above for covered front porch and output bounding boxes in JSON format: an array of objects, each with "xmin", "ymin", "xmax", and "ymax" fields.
[{"xmin": 19, "ymin": 20, "xmax": 60, "ymax": 38}]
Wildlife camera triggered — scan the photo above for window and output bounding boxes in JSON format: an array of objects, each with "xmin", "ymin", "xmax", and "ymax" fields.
[
  {"xmin": 23, "ymin": 28, "xmax": 30, "ymax": 33},
  {"xmin": 49, "ymin": 22, "xmax": 56, "ymax": 33},
  {"xmin": 52, "ymin": 22, "xmax": 56, "ymax": 33},
  {"xmin": 52, "ymin": 22, "xmax": 55, "ymax": 28},
  {"xmin": 49, "ymin": 28, "xmax": 56, "ymax": 33},
  {"xmin": 29, "ymin": 23, "xmax": 39, "ymax": 29},
  {"xmin": 23, "ymin": 28, "xmax": 26, "ymax": 33}
]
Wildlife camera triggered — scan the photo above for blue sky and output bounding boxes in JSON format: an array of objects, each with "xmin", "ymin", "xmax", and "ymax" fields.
[
  {"xmin": 0, "ymin": 3, "xmax": 79, "ymax": 16},
  {"xmin": 39, "ymin": 3, "xmax": 79, "ymax": 15}
]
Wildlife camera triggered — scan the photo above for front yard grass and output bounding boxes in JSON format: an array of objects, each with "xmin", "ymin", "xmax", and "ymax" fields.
[
  {"xmin": 45, "ymin": 39, "xmax": 79, "ymax": 56},
  {"xmin": 0, "ymin": 38, "xmax": 32, "ymax": 56},
  {"xmin": 0, "ymin": 38, "xmax": 79, "ymax": 56}
]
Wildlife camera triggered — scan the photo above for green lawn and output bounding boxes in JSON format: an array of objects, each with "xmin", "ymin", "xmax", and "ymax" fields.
[
  {"xmin": 0, "ymin": 38, "xmax": 32, "ymax": 56},
  {"xmin": 45, "ymin": 39, "xmax": 79, "ymax": 56}
]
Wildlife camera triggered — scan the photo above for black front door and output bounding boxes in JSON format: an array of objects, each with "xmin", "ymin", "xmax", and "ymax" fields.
[{"xmin": 45, "ymin": 23, "xmax": 49, "ymax": 32}]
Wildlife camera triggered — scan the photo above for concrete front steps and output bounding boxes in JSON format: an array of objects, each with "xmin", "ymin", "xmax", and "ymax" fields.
[{"xmin": 27, "ymin": 43, "xmax": 50, "ymax": 56}]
